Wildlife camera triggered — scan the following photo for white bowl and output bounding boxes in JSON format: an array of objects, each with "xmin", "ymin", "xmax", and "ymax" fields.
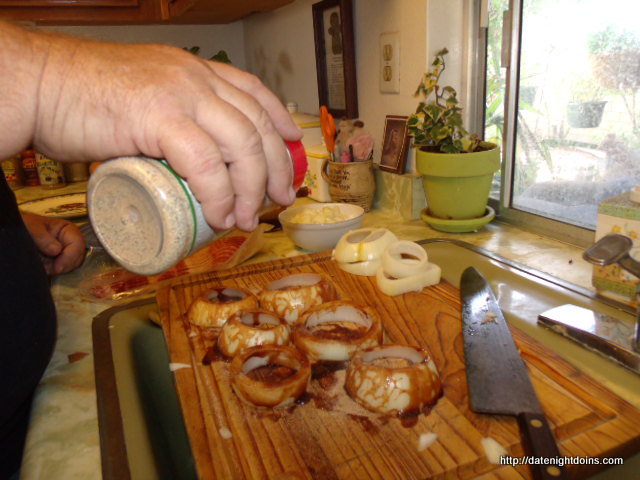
[{"xmin": 279, "ymin": 203, "xmax": 365, "ymax": 251}]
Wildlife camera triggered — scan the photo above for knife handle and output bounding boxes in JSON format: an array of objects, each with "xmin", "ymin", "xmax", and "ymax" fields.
[{"xmin": 517, "ymin": 412, "xmax": 568, "ymax": 480}]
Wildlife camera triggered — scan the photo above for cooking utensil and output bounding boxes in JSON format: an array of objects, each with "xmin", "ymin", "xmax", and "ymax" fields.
[
  {"xmin": 538, "ymin": 304, "xmax": 640, "ymax": 374},
  {"xmin": 460, "ymin": 266, "xmax": 567, "ymax": 480},
  {"xmin": 538, "ymin": 234, "xmax": 640, "ymax": 375},
  {"xmin": 320, "ymin": 105, "xmax": 336, "ymax": 158}
]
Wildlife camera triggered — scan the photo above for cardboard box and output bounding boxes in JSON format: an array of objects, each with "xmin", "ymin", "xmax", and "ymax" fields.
[
  {"xmin": 593, "ymin": 190, "xmax": 640, "ymax": 304},
  {"xmin": 373, "ymin": 168, "xmax": 426, "ymax": 221}
]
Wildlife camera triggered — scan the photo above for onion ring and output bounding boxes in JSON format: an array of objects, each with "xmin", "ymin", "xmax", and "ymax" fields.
[
  {"xmin": 258, "ymin": 273, "xmax": 337, "ymax": 325},
  {"xmin": 345, "ymin": 344, "xmax": 442, "ymax": 415},
  {"xmin": 292, "ymin": 300, "xmax": 382, "ymax": 362},
  {"xmin": 375, "ymin": 263, "xmax": 441, "ymax": 296},
  {"xmin": 187, "ymin": 287, "xmax": 258, "ymax": 334},
  {"xmin": 333, "ymin": 228, "xmax": 398, "ymax": 263},
  {"xmin": 381, "ymin": 241, "xmax": 429, "ymax": 278},
  {"xmin": 335, "ymin": 259, "xmax": 382, "ymax": 277},
  {"xmin": 230, "ymin": 345, "xmax": 311, "ymax": 408},
  {"xmin": 218, "ymin": 310, "xmax": 291, "ymax": 358}
]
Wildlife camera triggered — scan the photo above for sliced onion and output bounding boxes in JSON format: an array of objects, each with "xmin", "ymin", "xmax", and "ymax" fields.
[
  {"xmin": 336, "ymin": 259, "xmax": 381, "ymax": 277},
  {"xmin": 376, "ymin": 263, "xmax": 441, "ymax": 296},
  {"xmin": 333, "ymin": 228, "xmax": 398, "ymax": 263},
  {"xmin": 292, "ymin": 300, "xmax": 382, "ymax": 362},
  {"xmin": 258, "ymin": 273, "xmax": 337, "ymax": 325},
  {"xmin": 345, "ymin": 344, "xmax": 442, "ymax": 415},
  {"xmin": 417, "ymin": 432, "xmax": 438, "ymax": 452},
  {"xmin": 382, "ymin": 241, "xmax": 429, "ymax": 278},
  {"xmin": 218, "ymin": 310, "xmax": 291, "ymax": 358},
  {"xmin": 481, "ymin": 437, "xmax": 507, "ymax": 464},
  {"xmin": 187, "ymin": 287, "xmax": 258, "ymax": 329},
  {"xmin": 230, "ymin": 345, "xmax": 311, "ymax": 408}
]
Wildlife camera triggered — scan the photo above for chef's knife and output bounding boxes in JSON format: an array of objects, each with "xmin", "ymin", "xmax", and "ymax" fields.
[{"xmin": 460, "ymin": 266, "xmax": 567, "ymax": 480}]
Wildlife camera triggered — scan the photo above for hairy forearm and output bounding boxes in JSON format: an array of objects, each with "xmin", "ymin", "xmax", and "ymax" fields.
[{"xmin": 0, "ymin": 21, "xmax": 49, "ymax": 157}]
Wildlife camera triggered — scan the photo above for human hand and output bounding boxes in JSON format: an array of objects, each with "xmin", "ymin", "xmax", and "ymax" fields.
[
  {"xmin": 20, "ymin": 212, "xmax": 86, "ymax": 275},
  {"xmin": 23, "ymin": 28, "xmax": 302, "ymax": 231}
]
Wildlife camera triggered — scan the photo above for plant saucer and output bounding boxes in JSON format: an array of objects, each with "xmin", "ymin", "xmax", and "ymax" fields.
[{"xmin": 420, "ymin": 206, "xmax": 495, "ymax": 233}]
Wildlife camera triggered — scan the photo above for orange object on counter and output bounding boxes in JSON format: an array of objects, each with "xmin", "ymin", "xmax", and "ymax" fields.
[{"xmin": 89, "ymin": 161, "xmax": 103, "ymax": 175}]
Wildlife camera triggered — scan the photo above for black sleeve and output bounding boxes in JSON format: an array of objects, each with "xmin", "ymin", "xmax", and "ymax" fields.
[{"xmin": 0, "ymin": 172, "xmax": 57, "ymax": 479}]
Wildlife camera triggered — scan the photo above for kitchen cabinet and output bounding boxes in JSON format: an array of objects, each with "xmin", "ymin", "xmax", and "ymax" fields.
[{"xmin": 0, "ymin": 0, "xmax": 294, "ymax": 25}]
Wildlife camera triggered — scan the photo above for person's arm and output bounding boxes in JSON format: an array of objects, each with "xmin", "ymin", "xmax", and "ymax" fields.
[
  {"xmin": 0, "ymin": 21, "xmax": 302, "ymax": 232},
  {"xmin": 20, "ymin": 212, "xmax": 86, "ymax": 275}
]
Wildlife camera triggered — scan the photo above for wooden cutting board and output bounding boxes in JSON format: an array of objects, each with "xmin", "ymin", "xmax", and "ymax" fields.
[{"xmin": 157, "ymin": 252, "xmax": 640, "ymax": 480}]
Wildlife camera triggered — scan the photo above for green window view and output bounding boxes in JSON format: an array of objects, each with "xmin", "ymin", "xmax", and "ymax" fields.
[{"xmin": 485, "ymin": 0, "xmax": 640, "ymax": 231}]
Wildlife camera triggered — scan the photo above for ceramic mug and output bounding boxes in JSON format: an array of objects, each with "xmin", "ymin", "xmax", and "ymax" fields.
[{"xmin": 321, "ymin": 159, "xmax": 375, "ymax": 212}]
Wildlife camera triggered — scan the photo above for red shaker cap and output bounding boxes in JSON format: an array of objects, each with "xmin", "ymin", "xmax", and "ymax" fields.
[{"xmin": 285, "ymin": 140, "xmax": 307, "ymax": 191}]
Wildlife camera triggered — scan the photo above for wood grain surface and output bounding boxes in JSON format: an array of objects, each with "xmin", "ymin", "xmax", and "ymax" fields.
[{"xmin": 157, "ymin": 252, "xmax": 640, "ymax": 480}]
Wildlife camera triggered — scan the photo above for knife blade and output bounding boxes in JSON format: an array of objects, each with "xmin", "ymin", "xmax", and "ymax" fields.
[{"xmin": 460, "ymin": 266, "xmax": 567, "ymax": 480}]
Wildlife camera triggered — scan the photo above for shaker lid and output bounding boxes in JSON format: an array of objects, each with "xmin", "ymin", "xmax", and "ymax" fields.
[{"xmin": 87, "ymin": 157, "xmax": 194, "ymax": 275}]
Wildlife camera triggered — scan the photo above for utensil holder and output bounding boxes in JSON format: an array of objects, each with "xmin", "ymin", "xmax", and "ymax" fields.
[{"xmin": 321, "ymin": 159, "xmax": 375, "ymax": 212}]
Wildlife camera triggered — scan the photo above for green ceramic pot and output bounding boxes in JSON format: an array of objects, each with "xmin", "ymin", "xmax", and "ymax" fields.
[{"xmin": 415, "ymin": 142, "xmax": 500, "ymax": 221}]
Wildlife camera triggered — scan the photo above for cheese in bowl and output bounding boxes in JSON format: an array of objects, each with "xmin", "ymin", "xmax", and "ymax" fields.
[
  {"xmin": 279, "ymin": 203, "xmax": 365, "ymax": 251},
  {"xmin": 289, "ymin": 205, "xmax": 349, "ymax": 224}
]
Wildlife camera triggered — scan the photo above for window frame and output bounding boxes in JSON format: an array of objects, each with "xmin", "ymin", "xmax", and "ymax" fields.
[{"xmin": 473, "ymin": 0, "xmax": 596, "ymax": 248}]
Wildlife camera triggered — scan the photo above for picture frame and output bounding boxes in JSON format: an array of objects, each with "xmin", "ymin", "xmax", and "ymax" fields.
[
  {"xmin": 379, "ymin": 115, "xmax": 410, "ymax": 174},
  {"xmin": 312, "ymin": 0, "xmax": 358, "ymax": 119}
]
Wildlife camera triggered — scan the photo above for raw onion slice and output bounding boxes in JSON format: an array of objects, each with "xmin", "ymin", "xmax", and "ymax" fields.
[
  {"xmin": 345, "ymin": 344, "xmax": 442, "ymax": 415},
  {"xmin": 218, "ymin": 310, "xmax": 291, "ymax": 358},
  {"xmin": 376, "ymin": 263, "xmax": 441, "ymax": 297},
  {"xmin": 258, "ymin": 273, "xmax": 337, "ymax": 325},
  {"xmin": 336, "ymin": 259, "xmax": 382, "ymax": 277},
  {"xmin": 382, "ymin": 241, "xmax": 429, "ymax": 278},
  {"xmin": 187, "ymin": 287, "xmax": 258, "ymax": 329},
  {"xmin": 230, "ymin": 345, "xmax": 311, "ymax": 408},
  {"xmin": 333, "ymin": 228, "xmax": 398, "ymax": 263},
  {"xmin": 292, "ymin": 300, "xmax": 382, "ymax": 362}
]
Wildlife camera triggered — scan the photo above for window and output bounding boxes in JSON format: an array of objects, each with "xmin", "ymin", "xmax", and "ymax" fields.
[{"xmin": 481, "ymin": 0, "xmax": 640, "ymax": 246}]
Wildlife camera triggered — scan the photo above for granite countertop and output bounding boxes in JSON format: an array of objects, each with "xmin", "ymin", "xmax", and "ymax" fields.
[{"xmin": 11, "ymin": 183, "xmax": 636, "ymax": 479}]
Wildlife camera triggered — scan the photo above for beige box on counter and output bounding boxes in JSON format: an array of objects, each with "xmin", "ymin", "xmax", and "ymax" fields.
[{"xmin": 593, "ymin": 190, "xmax": 640, "ymax": 305}]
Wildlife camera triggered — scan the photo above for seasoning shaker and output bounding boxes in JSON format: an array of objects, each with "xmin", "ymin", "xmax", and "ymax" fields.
[{"xmin": 87, "ymin": 140, "xmax": 307, "ymax": 276}]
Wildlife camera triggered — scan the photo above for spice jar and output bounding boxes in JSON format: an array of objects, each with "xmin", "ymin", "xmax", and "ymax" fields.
[
  {"xmin": 36, "ymin": 153, "xmax": 66, "ymax": 188},
  {"xmin": 1, "ymin": 155, "xmax": 23, "ymax": 190},
  {"xmin": 21, "ymin": 149, "xmax": 39, "ymax": 186},
  {"xmin": 63, "ymin": 162, "xmax": 89, "ymax": 183},
  {"xmin": 87, "ymin": 140, "xmax": 307, "ymax": 276}
]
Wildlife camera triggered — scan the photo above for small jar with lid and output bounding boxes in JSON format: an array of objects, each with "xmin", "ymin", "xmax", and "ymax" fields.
[
  {"xmin": 87, "ymin": 140, "xmax": 307, "ymax": 276},
  {"xmin": 1, "ymin": 155, "xmax": 23, "ymax": 190},
  {"xmin": 36, "ymin": 153, "xmax": 66, "ymax": 188},
  {"xmin": 21, "ymin": 149, "xmax": 40, "ymax": 186}
]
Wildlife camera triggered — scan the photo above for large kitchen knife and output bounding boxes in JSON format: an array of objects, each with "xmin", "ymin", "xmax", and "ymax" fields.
[{"xmin": 460, "ymin": 266, "xmax": 567, "ymax": 480}]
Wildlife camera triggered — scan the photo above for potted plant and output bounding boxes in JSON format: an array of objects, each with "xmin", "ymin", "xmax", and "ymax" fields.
[
  {"xmin": 407, "ymin": 48, "xmax": 500, "ymax": 232},
  {"xmin": 566, "ymin": 78, "xmax": 607, "ymax": 128}
]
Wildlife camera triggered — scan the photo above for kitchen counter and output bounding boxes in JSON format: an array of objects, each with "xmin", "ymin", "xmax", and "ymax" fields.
[{"xmin": 12, "ymin": 183, "xmax": 639, "ymax": 479}]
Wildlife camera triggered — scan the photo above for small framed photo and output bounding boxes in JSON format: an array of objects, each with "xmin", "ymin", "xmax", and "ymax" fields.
[{"xmin": 379, "ymin": 115, "xmax": 409, "ymax": 173}]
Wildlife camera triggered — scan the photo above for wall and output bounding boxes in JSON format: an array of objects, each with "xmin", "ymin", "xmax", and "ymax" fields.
[
  {"xmin": 244, "ymin": 0, "xmax": 469, "ymax": 170},
  {"xmin": 40, "ymin": 24, "xmax": 247, "ymax": 70},
  {"xmin": 40, "ymin": 0, "xmax": 472, "ymax": 170}
]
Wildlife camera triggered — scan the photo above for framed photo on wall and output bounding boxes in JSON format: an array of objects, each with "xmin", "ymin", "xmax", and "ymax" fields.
[
  {"xmin": 312, "ymin": 0, "xmax": 358, "ymax": 119},
  {"xmin": 379, "ymin": 115, "xmax": 409, "ymax": 174}
]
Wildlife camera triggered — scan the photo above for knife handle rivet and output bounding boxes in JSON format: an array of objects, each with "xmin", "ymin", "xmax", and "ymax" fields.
[
  {"xmin": 547, "ymin": 466, "xmax": 562, "ymax": 477},
  {"xmin": 529, "ymin": 419, "xmax": 543, "ymax": 428}
]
